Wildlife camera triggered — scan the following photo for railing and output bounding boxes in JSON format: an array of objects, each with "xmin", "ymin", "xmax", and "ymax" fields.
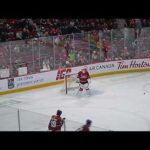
[
  {"xmin": 0, "ymin": 106, "xmax": 110, "ymax": 131},
  {"xmin": 1, "ymin": 27, "xmax": 150, "ymax": 78}
]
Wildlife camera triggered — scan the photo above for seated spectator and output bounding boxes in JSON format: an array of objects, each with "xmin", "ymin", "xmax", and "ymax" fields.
[
  {"xmin": 91, "ymin": 51, "xmax": 99, "ymax": 63},
  {"xmin": 1, "ymin": 18, "xmax": 150, "ymax": 42}
]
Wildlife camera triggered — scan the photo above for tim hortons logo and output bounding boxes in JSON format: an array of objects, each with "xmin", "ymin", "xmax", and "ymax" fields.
[{"xmin": 56, "ymin": 68, "xmax": 72, "ymax": 80}]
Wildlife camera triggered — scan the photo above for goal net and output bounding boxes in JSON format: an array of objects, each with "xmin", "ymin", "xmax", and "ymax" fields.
[{"xmin": 64, "ymin": 73, "xmax": 79, "ymax": 94}]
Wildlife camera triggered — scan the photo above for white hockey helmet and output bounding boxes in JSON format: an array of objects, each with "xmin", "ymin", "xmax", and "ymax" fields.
[{"xmin": 81, "ymin": 66, "xmax": 88, "ymax": 71}]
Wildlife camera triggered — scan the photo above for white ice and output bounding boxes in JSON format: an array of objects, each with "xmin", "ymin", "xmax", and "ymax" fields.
[{"xmin": 0, "ymin": 72, "xmax": 150, "ymax": 131}]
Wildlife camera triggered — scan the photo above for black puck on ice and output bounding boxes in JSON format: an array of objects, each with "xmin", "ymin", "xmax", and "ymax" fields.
[{"xmin": 144, "ymin": 93, "xmax": 146, "ymax": 94}]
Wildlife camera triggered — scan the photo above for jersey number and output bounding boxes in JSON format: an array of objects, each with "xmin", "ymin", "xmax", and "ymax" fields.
[{"xmin": 51, "ymin": 120, "xmax": 57, "ymax": 127}]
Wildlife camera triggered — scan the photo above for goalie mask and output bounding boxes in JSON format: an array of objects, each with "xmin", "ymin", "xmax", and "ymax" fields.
[{"xmin": 81, "ymin": 66, "xmax": 87, "ymax": 73}]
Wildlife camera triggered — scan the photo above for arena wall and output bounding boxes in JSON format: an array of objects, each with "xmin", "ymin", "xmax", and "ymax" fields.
[{"xmin": 0, "ymin": 58, "xmax": 150, "ymax": 95}]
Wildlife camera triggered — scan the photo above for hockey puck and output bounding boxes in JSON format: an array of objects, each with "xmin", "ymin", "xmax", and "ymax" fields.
[{"xmin": 144, "ymin": 92, "xmax": 146, "ymax": 94}]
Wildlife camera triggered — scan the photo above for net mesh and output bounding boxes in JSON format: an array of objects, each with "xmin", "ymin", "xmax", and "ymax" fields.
[{"xmin": 66, "ymin": 73, "xmax": 79, "ymax": 90}]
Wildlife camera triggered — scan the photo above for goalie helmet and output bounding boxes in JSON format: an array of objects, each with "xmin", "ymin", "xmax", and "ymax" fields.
[{"xmin": 81, "ymin": 66, "xmax": 88, "ymax": 71}]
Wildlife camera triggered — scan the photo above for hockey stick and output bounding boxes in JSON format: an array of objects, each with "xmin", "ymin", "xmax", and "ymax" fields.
[{"xmin": 63, "ymin": 118, "xmax": 66, "ymax": 131}]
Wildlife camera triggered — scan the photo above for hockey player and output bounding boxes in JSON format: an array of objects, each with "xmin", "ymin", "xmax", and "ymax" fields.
[
  {"xmin": 77, "ymin": 66, "xmax": 91, "ymax": 94},
  {"xmin": 76, "ymin": 120, "xmax": 92, "ymax": 131},
  {"xmin": 48, "ymin": 110, "xmax": 65, "ymax": 132}
]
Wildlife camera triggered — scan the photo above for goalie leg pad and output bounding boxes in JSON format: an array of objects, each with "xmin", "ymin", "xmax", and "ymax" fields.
[
  {"xmin": 84, "ymin": 83, "xmax": 89, "ymax": 90},
  {"xmin": 79, "ymin": 87, "xmax": 83, "ymax": 91},
  {"xmin": 79, "ymin": 83, "xmax": 89, "ymax": 90}
]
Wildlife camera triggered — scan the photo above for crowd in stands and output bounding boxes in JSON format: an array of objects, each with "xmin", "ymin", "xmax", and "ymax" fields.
[
  {"xmin": 1, "ymin": 19, "xmax": 150, "ymax": 42},
  {"xmin": 1, "ymin": 19, "xmax": 150, "ymax": 78}
]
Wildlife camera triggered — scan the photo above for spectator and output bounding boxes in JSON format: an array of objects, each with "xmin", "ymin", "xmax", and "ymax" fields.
[
  {"xmin": 65, "ymin": 59, "xmax": 72, "ymax": 68},
  {"xmin": 22, "ymin": 28, "xmax": 28, "ymax": 39},
  {"xmin": 102, "ymin": 39, "xmax": 109, "ymax": 59},
  {"xmin": 68, "ymin": 49, "xmax": 75, "ymax": 66},
  {"xmin": 2, "ymin": 18, "xmax": 150, "ymax": 42},
  {"xmin": 1, "ymin": 18, "xmax": 150, "ymax": 77},
  {"xmin": 91, "ymin": 50, "xmax": 99, "ymax": 63},
  {"xmin": 135, "ymin": 19, "xmax": 142, "ymax": 38},
  {"xmin": 42, "ymin": 56, "xmax": 50, "ymax": 70},
  {"xmin": 16, "ymin": 31, "xmax": 22, "ymax": 40},
  {"xmin": 49, "ymin": 56, "xmax": 54, "ymax": 70}
]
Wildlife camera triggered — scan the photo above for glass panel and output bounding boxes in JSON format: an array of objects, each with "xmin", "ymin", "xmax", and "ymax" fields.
[
  {"xmin": 111, "ymin": 28, "xmax": 125, "ymax": 60},
  {"xmin": 53, "ymin": 34, "xmax": 74, "ymax": 69},
  {"xmin": 0, "ymin": 42, "xmax": 11, "ymax": 73},
  {"xmin": 74, "ymin": 32, "xmax": 90, "ymax": 66},
  {"xmin": 10, "ymin": 40, "xmax": 33, "ymax": 77},
  {"xmin": 39, "ymin": 36, "xmax": 54, "ymax": 71},
  {"xmin": 89, "ymin": 30, "xmax": 101, "ymax": 63}
]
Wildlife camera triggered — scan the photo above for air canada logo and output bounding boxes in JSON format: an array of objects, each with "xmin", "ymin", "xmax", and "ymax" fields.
[
  {"xmin": 8, "ymin": 78, "xmax": 14, "ymax": 89},
  {"xmin": 89, "ymin": 64, "xmax": 114, "ymax": 70},
  {"xmin": 56, "ymin": 68, "xmax": 72, "ymax": 80}
]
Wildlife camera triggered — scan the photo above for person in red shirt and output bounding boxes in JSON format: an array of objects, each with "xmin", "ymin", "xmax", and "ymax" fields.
[
  {"xmin": 102, "ymin": 39, "xmax": 109, "ymax": 59},
  {"xmin": 77, "ymin": 66, "xmax": 91, "ymax": 94},
  {"xmin": 76, "ymin": 120, "xmax": 92, "ymax": 131},
  {"xmin": 48, "ymin": 110, "xmax": 65, "ymax": 132}
]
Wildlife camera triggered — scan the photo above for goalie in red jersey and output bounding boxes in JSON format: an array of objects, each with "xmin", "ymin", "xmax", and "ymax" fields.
[{"xmin": 77, "ymin": 66, "xmax": 91, "ymax": 94}]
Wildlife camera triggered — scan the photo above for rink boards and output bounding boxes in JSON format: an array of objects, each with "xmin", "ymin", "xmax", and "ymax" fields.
[{"xmin": 1, "ymin": 58, "xmax": 150, "ymax": 95}]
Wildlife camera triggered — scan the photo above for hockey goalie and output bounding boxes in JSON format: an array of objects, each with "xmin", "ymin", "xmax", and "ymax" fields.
[{"xmin": 77, "ymin": 66, "xmax": 91, "ymax": 95}]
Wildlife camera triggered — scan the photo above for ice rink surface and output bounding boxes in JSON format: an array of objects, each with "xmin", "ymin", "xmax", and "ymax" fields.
[{"xmin": 1, "ymin": 72, "xmax": 150, "ymax": 131}]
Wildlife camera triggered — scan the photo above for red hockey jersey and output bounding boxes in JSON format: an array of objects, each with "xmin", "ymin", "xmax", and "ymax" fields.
[
  {"xmin": 77, "ymin": 124, "xmax": 90, "ymax": 131},
  {"xmin": 48, "ymin": 115, "xmax": 64, "ymax": 131},
  {"xmin": 77, "ymin": 71, "xmax": 90, "ymax": 84}
]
